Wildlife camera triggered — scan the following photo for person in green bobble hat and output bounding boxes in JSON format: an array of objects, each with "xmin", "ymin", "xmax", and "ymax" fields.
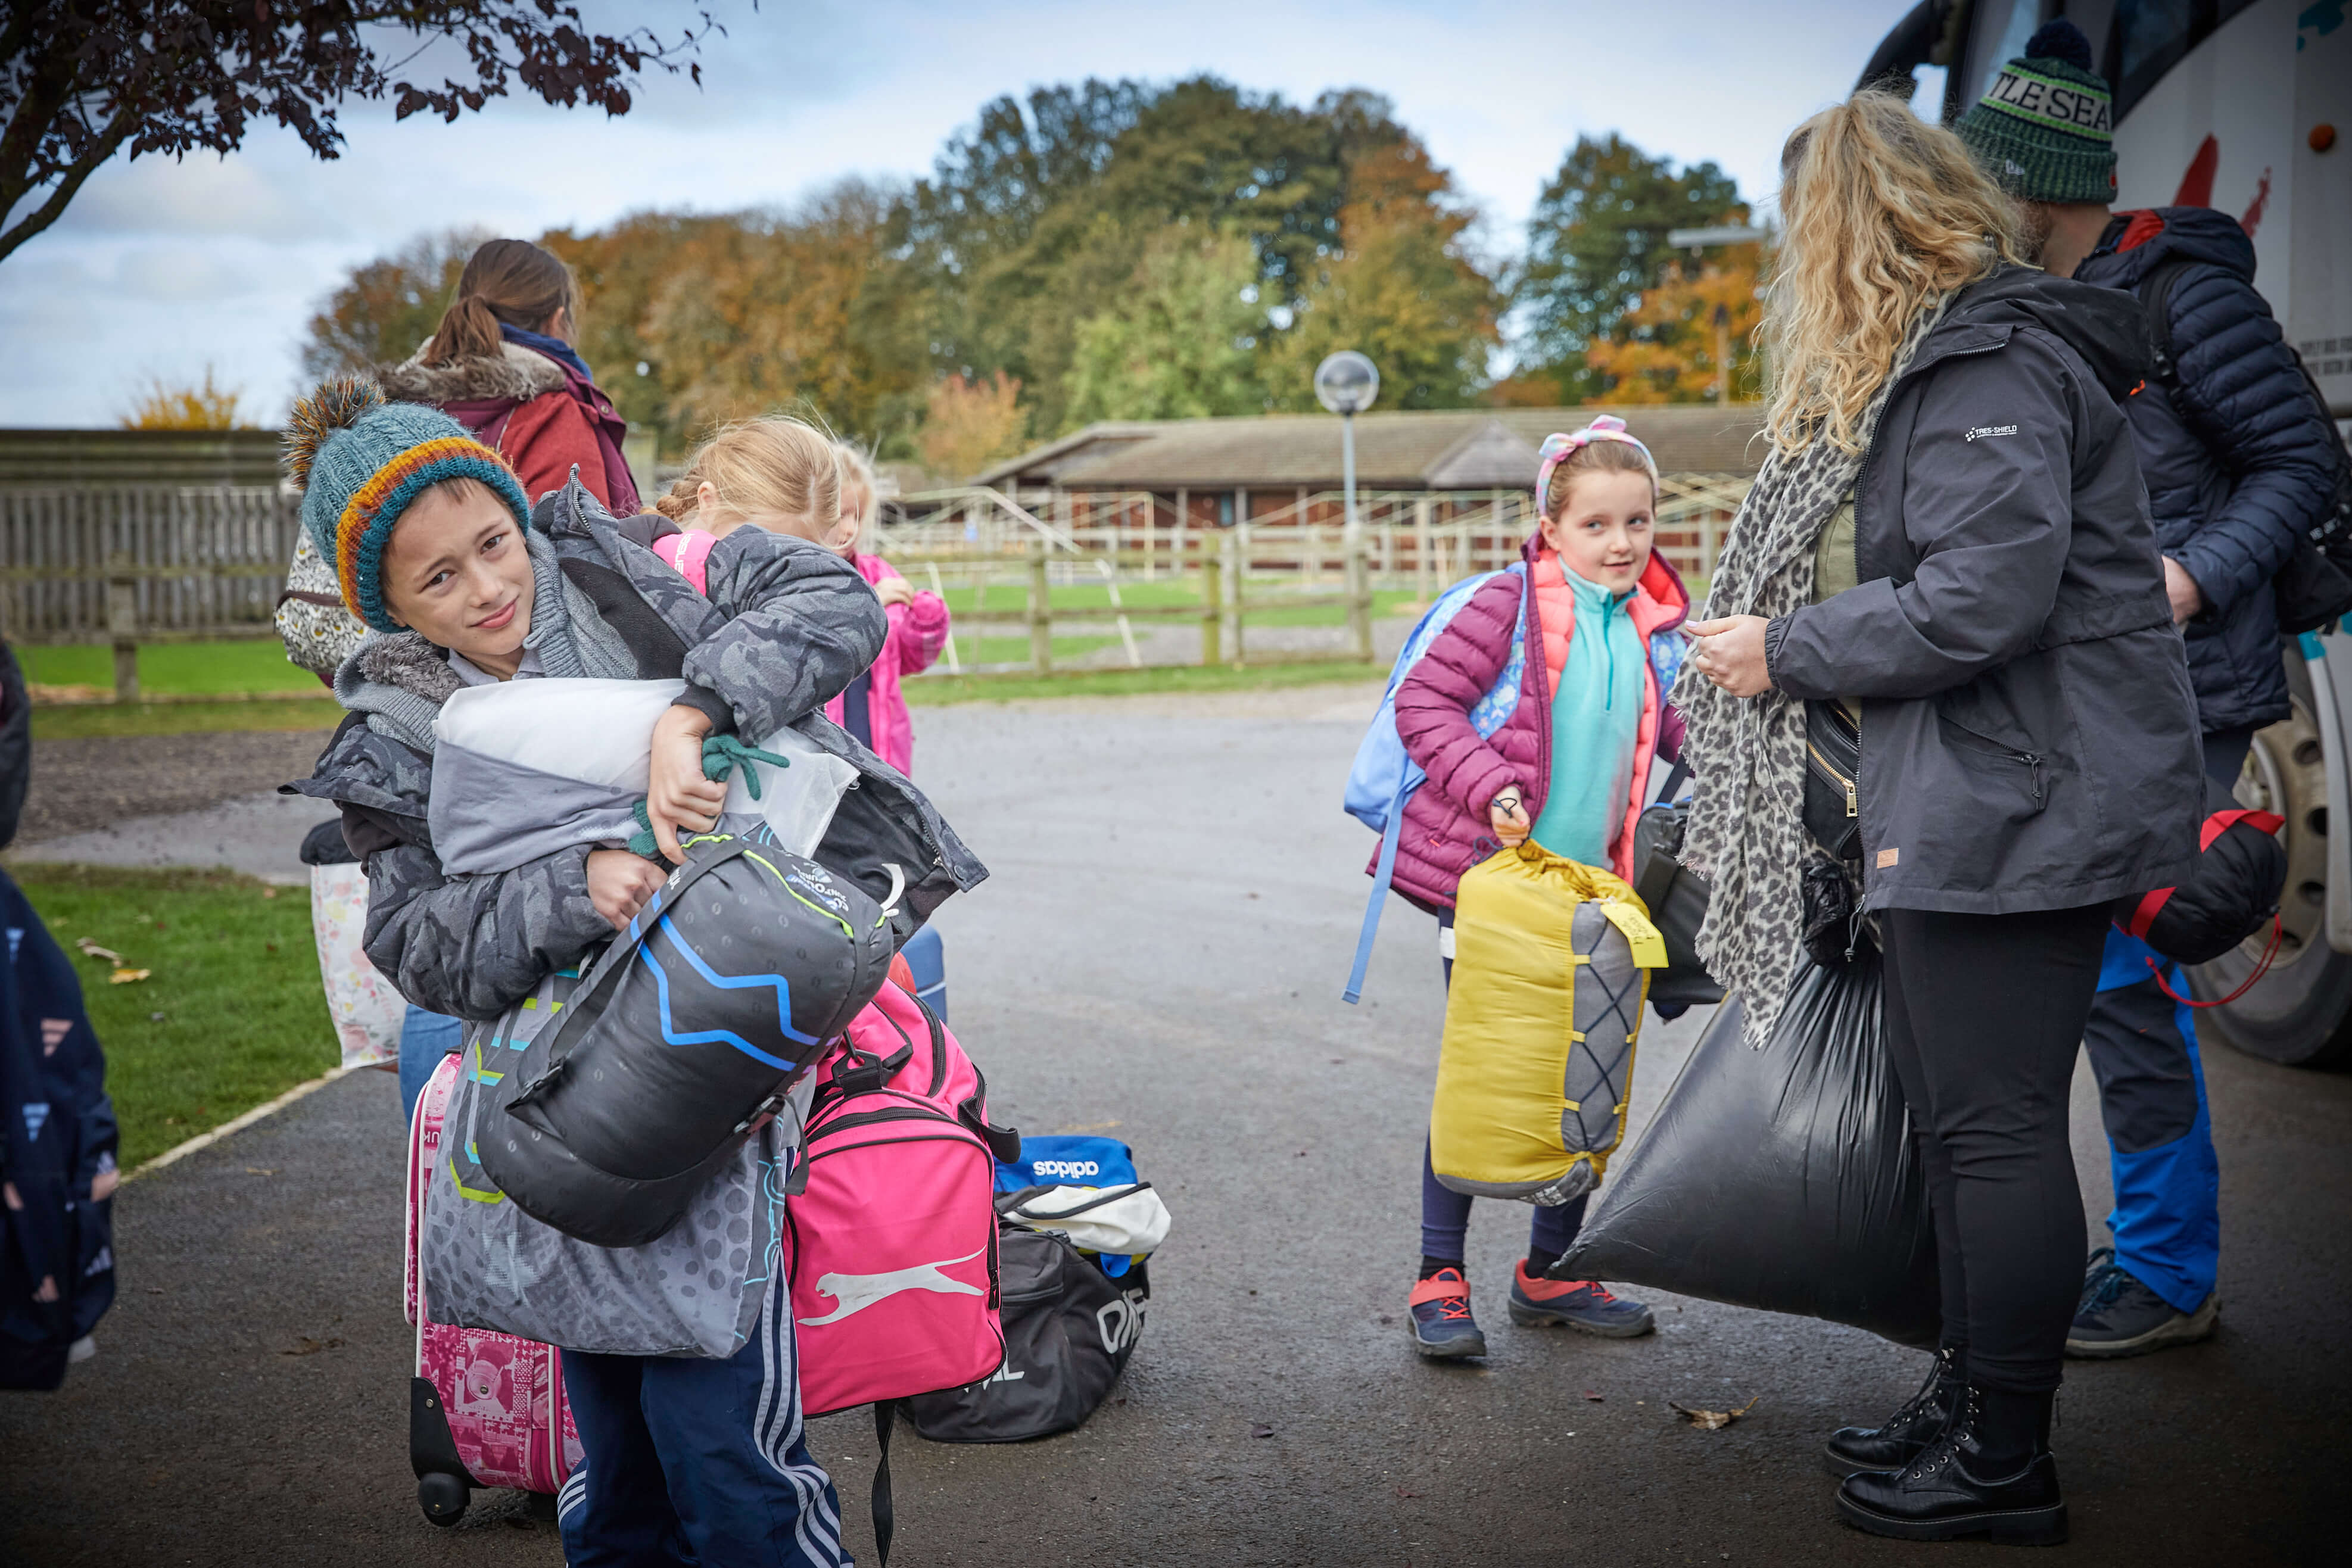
[
  {"xmin": 1952, "ymin": 19, "xmax": 2117, "ymax": 276},
  {"xmin": 1959, "ymin": 18, "xmax": 2347, "ymax": 1370}
]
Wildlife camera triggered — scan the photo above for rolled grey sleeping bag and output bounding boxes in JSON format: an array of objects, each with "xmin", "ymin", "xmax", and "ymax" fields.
[{"xmin": 475, "ymin": 834, "xmax": 897, "ymax": 1248}]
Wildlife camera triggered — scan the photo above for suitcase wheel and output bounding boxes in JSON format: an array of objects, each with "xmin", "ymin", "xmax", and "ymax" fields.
[{"xmin": 418, "ymin": 1471, "xmax": 469, "ymax": 1526}]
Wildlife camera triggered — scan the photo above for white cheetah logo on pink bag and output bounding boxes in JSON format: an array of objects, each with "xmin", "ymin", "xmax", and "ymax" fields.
[{"xmin": 798, "ymin": 1248, "xmax": 987, "ymax": 1326}]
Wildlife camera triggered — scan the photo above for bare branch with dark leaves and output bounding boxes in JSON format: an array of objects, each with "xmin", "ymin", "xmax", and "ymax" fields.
[{"xmin": 0, "ymin": 2, "xmax": 725, "ymax": 266}]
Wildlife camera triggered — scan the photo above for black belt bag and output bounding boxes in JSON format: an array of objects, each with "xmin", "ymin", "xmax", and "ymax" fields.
[{"xmin": 1803, "ymin": 701, "xmax": 1862, "ymax": 862}]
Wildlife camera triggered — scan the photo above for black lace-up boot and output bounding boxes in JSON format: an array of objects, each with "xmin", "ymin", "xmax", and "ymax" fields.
[
  {"xmin": 1836, "ymin": 1383, "xmax": 2066, "ymax": 1545},
  {"xmin": 1822, "ymin": 1346, "xmax": 1962, "ymax": 1477}
]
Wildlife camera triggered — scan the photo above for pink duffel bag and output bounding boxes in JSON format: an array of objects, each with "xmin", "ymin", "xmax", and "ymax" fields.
[{"xmin": 406, "ymin": 1051, "xmax": 580, "ymax": 1526}]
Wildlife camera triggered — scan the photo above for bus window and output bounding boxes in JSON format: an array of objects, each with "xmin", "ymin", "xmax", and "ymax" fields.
[
  {"xmin": 2107, "ymin": 0, "xmax": 2260, "ymax": 121},
  {"xmin": 1964, "ymin": 0, "xmax": 2048, "ymax": 110}
]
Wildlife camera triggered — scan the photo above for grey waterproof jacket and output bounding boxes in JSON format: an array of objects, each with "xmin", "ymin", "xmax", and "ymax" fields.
[
  {"xmin": 285, "ymin": 480, "xmax": 987, "ymax": 1019},
  {"xmin": 1765, "ymin": 267, "xmax": 2203, "ymax": 915}
]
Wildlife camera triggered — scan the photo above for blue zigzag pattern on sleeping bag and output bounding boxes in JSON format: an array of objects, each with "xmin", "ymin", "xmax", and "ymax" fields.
[{"xmin": 636, "ymin": 915, "xmax": 824, "ymax": 1070}]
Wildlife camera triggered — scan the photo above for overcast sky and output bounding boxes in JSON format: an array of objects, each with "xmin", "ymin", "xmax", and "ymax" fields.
[{"xmin": 0, "ymin": 0, "xmax": 1934, "ymax": 428}]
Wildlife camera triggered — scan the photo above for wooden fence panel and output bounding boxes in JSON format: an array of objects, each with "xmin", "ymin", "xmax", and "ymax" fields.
[{"xmin": 0, "ymin": 486, "xmax": 301, "ymax": 646}]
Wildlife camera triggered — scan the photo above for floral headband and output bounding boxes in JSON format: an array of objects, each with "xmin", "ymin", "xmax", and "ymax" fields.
[{"xmin": 1535, "ymin": 416, "xmax": 1659, "ymax": 507}]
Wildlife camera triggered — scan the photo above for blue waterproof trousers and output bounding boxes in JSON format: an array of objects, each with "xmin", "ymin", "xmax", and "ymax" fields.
[
  {"xmin": 2085, "ymin": 930, "xmax": 2221, "ymax": 1314},
  {"xmin": 559, "ymin": 1280, "xmax": 849, "ymax": 1567},
  {"xmin": 2074, "ymin": 725, "xmax": 2245, "ymax": 1315}
]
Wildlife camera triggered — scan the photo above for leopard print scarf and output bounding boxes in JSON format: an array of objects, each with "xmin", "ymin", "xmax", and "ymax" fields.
[{"xmin": 1673, "ymin": 301, "xmax": 1947, "ymax": 1046}]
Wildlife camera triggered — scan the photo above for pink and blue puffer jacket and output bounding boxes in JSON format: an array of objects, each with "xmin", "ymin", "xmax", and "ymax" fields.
[{"xmin": 1384, "ymin": 531, "xmax": 1689, "ymax": 912}]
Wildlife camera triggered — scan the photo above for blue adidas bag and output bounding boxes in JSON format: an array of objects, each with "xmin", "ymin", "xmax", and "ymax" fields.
[{"xmin": 1342, "ymin": 566, "xmax": 1526, "ymax": 1003}]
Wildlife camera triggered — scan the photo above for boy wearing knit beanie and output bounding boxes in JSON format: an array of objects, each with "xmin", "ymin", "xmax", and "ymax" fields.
[
  {"xmin": 282, "ymin": 372, "xmax": 985, "ymax": 1567},
  {"xmin": 1961, "ymin": 21, "xmax": 2348, "ymax": 1368}
]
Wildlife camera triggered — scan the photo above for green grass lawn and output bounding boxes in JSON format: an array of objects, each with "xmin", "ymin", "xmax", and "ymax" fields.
[
  {"xmin": 9, "ymin": 864, "xmax": 335, "ymax": 1170},
  {"xmin": 18, "ymin": 639, "xmax": 322, "ymax": 697}
]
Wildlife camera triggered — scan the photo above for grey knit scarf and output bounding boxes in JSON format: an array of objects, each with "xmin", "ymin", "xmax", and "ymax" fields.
[
  {"xmin": 337, "ymin": 529, "xmax": 638, "ymax": 753},
  {"xmin": 1672, "ymin": 301, "xmax": 1948, "ymax": 1045}
]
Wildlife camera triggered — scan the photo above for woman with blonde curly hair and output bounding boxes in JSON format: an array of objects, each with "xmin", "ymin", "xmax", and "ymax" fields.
[{"xmin": 1677, "ymin": 92, "xmax": 2200, "ymax": 1543}]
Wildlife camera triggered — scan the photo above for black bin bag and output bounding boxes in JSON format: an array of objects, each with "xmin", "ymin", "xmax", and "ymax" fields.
[{"xmin": 1556, "ymin": 947, "xmax": 1941, "ymax": 1348}]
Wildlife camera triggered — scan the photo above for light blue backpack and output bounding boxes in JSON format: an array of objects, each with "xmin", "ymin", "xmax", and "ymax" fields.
[{"xmin": 1342, "ymin": 565, "xmax": 1526, "ymax": 1003}]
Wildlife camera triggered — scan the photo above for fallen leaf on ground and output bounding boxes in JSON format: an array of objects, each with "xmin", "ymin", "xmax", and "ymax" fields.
[
  {"xmin": 1584, "ymin": 1390, "xmax": 1605, "ymax": 1402},
  {"xmin": 1394, "ymin": 1488, "xmax": 1419, "ymax": 1499},
  {"xmin": 1250, "ymin": 1424, "xmax": 1275, "ymax": 1439},
  {"xmin": 281, "ymin": 1336, "xmax": 344, "ymax": 1357},
  {"xmin": 260, "ymin": 887, "xmax": 279, "ymax": 899},
  {"xmin": 1669, "ymin": 1398, "xmax": 1758, "ymax": 1431},
  {"xmin": 245, "ymin": 1167, "xmax": 278, "ymax": 1176},
  {"xmin": 109, "ymin": 968, "xmax": 151, "ymax": 985},
  {"xmin": 75, "ymin": 939, "xmax": 123, "ymax": 964}
]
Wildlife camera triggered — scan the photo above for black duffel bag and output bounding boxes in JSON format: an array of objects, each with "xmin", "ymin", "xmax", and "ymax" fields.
[
  {"xmin": 1557, "ymin": 942, "xmax": 1941, "ymax": 1348},
  {"xmin": 903, "ymin": 1227, "xmax": 1148, "ymax": 1443},
  {"xmin": 2115, "ymin": 777, "xmax": 2288, "ymax": 969}
]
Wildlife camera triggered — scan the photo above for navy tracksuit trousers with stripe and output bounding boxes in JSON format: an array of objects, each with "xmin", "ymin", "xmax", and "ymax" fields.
[{"xmin": 559, "ymin": 1280, "xmax": 849, "ymax": 1567}]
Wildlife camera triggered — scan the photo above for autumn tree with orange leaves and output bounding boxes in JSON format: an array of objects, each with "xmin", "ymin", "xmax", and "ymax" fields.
[{"xmin": 1584, "ymin": 244, "xmax": 1764, "ymax": 404}]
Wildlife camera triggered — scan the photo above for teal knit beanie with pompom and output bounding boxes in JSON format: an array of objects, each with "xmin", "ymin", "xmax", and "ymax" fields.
[{"xmin": 284, "ymin": 376, "xmax": 531, "ymax": 634}]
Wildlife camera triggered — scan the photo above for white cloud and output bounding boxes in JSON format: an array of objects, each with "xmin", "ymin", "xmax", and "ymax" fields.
[
  {"xmin": 58, "ymin": 153, "xmax": 349, "ymax": 242},
  {"xmin": 0, "ymin": 0, "xmax": 1923, "ymax": 426}
]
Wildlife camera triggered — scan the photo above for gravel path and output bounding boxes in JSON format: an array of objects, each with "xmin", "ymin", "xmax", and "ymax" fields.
[{"xmin": 13, "ymin": 730, "xmax": 335, "ymax": 847}]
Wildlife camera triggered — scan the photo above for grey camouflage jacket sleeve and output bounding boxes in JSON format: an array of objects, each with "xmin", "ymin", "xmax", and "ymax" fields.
[
  {"xmin": 361, "ymin": 838, "xmax": 614, "ymax": 1021},
  {"xmin": 300, "ymin": 719, "xmax": 615, "ymax": 1020},
  {"xmin": 684, "ymin": 529, "xmax": 887, "ymax": 740},
  {"xmin": 1766, "ymin": 336, "xmax": 2079, "ymax": 702}
]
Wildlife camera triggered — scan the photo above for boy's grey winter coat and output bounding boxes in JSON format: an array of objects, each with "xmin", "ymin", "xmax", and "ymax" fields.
[
  {"xmin": 1765, "ymin": 267, "xmax": 2203, "ymax": 915},
  {"xmin": 285, "ymin": 479, "xmax": 986, "ymax": 1020},
  {"xmin": 2074, "ymin": 206, "xmax": 2342, "ymax": 734}
]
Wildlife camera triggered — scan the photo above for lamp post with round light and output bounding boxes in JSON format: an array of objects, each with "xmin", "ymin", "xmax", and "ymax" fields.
[{"xmin": 1314, "ymin": 350, "xmax": 1379, "ymax": 662}]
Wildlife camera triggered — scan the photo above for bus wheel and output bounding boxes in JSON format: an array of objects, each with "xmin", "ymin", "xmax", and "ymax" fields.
[{"xmin": 2188, "ymin": 648, "xmax": 2352, "ymax": 1067}]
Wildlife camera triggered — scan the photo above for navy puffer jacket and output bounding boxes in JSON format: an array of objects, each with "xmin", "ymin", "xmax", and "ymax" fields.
[{"xmin": 2076, "ymin": 207, "xmax": 2341, "ymax": 733}]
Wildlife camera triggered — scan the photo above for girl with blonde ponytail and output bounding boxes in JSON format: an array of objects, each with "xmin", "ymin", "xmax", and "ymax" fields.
[
  {"xmin": 379, "ymin": 237, "xmax": 640, "ymax": 514},
  {"xmin": 1674, "ymin": 91, "xmax": 2202, "ymax": 1544}
]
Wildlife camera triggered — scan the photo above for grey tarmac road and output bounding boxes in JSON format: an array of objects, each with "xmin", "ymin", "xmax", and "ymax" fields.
[{"xmin": 3, "ymin": 685, "xmax": 2343, "ymax": 1567}]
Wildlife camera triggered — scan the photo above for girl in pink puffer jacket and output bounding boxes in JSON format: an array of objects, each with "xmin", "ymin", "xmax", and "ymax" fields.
[
  {"xmin": 823, "ymin": 444, "xmax": 950, "ymax": 776},
  {"xmin": 1387, "ymin": 417, "xmax": 1690, "ymax": 1362}
]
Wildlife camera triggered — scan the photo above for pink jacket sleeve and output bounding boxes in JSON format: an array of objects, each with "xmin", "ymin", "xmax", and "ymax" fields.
[
  {"xmin": 1393, "ymin": 573, "xmax": 1525, "ymax": 818},
  {"xmin": 893, "ymin": 589, "xmax": 950, "ymax": 677}
]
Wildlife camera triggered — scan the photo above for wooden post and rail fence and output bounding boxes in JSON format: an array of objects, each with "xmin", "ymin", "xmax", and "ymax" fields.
[{"xmin": 1, "ymin": 479, "xmax": 1748, "ymax": 699}]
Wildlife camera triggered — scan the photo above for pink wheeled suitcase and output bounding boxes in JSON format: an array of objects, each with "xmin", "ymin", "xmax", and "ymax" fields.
[{"xmin": 404, "ymin": 1050, "xmax": 581, "ymax": 1526}]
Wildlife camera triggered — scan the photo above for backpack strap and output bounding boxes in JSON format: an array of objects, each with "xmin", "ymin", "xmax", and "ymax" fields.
[
  {"xmin": 871, "ymin": 1400, "xmax": 898, "ymax": 1567},
  {"xmin": 2138, "ymin": 257, "xmax": 2197, "ymax": 388},
  {"xmin": 1344, "ymin": 777, "xmax": 1416, "ymax": 1005}
]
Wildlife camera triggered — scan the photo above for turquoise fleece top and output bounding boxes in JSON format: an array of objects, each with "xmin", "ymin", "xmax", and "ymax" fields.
[{"xmin": 1529, "ymin": 565, "xmax": 1647, "ymax": 865}]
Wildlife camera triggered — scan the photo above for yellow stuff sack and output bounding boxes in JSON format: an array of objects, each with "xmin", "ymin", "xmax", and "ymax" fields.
[{"xmin": 1430, "ymin": 842, "xmax": 1666, "ymax": 1205}]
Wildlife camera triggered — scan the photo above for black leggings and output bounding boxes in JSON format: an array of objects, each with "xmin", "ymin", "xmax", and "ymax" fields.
[{"xmin": 1881, "ymin": 902, "xmax": 2111, "ymax": 1393}]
